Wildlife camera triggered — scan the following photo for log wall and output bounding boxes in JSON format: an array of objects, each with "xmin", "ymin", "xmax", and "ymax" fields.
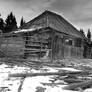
[
  {"xmin": 0, "ymin": 29, "xmax": 84, "ymax": 60},
  {"xmin": 0, "ymin": 35, "xmax": 25, "ymax": 58},
  {"xmin": 51, "ymin": 30, "xmax": 84, "ymax": 60}
]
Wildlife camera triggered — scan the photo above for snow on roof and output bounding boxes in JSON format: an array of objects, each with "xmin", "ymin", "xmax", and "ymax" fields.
[
  {"xmin": 14, "ymin": 27, "xmax": 42, "ymax": 33},
  {"xmin": 61, "ymin": 67, "xmax": 82, "ymax": 72}
]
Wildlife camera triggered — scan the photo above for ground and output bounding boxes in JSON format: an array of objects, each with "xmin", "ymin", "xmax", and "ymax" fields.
[{"xmin": 0, "ymin": 58, "xmax": 92, "ymax": 92}]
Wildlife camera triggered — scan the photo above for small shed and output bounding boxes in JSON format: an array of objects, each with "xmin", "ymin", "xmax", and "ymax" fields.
[{"xmin": 16, "ymin": 10, "xmax": 86, "ymax": 60}]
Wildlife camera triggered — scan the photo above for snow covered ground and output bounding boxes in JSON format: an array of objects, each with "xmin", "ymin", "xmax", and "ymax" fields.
[{"xmin": 0, "ymin": 63, "xmax": 92, "ymax": 92}]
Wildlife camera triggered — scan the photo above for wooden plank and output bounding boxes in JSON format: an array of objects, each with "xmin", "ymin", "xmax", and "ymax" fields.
[
  {"xmin": 41, "ymin": 82, "xmax": 66, "ymax": 86},
  {"xmin": 63, "ymin": 80, "xmax": 92, "ymax": 90},
  {"xmin": 9, "ymin": 71, "xmax": 90, "ymax": 78}
]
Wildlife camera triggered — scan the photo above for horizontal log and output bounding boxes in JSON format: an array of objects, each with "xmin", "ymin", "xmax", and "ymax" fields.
[
  {"xmin": 9, "ymin": 71, "xmax": 90, "ymax": 78},
  {"xmin": 41, "ymin": 82, "xmax": 66, "ymax": 86},
  {"xmin": 63, "ymin": 79, "xmax": 92, "ymax": 90},
  {"xmin": 9, "ymin": 72, "xmax": 67, "ymax": 77}
]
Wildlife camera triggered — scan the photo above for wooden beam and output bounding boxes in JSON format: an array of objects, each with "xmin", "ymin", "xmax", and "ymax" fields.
[
  {"xmin": 63, "ymin": 79, "xmax": 92, "ymax": 90},
  {"xmin": 9, "ymin": 71, "xmax": 90, "ymax": 78},
  {"xmin": 51, "ymin": 31, "xmax": 55, "ymax": 62}
]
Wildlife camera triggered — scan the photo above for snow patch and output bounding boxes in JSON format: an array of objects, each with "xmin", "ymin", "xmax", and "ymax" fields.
[{"xmin": 60, "ymin": 67, "xmax": 81, "ymax": 72}]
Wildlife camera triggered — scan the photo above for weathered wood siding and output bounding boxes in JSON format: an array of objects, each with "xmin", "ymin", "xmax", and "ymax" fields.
[
  {"xmin": 0, "ymin": 28, "xmax": 84, "ymax": 60},
  {"xmin": 63, "ymin": 45, "xmax": 83, "ymax": 59},
  {"xmin": 1, "ymin": 36, "xmax": 25, "ymax": 58},
  {"xmin": 23, "ymin": 29, "xmax": 53, "ymax": 59},
  {"xmin": 52, "ymin": 39, "xmax": 83, "ymax": 60},
  {"xmin": 52, "ymin": 31, "xmax": 84, "ymax": 60},
  {"xmin": 23, "ymin": 29, "xmax": 84, "ymax": 60}
]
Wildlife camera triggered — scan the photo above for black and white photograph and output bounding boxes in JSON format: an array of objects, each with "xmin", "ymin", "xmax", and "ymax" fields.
[{"xmin": 0, "ymin": 0, "xmax": 92, "ymax": 92}]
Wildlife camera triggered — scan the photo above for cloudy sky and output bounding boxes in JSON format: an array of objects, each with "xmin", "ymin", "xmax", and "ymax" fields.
[{"xmin": 0, "ymin": 0, "xmax": 92, "ymax": 33}]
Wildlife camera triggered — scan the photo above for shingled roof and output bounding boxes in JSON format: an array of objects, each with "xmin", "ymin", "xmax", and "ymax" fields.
[{"xmin": 22, "ymin": 10, "xmax": 85, "ymax": 39}]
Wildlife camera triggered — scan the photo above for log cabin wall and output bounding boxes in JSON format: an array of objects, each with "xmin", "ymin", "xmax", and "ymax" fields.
[
  {"xmin": 0, "ymin": 34, "xmax": 25, "ymax": 58},
  {"xmin": 0, "ymin": 28, "xmax": 84, "ymax": 60},
  {"xmin": 23, "ymin": 28, "xmax": 53, "ymax": 60},
  {"xmin": 23, "ymin": 27, "xmax": 84, "ymax": 60},
  {"xmin": 52, "ymin": 31, "xmax": 84, "ymax": 60}
]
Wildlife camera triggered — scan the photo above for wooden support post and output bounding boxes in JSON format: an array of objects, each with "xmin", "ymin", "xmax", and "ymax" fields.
[
  {"xmin": 62, "ymin": 37, "xmax": 64, "ymax": 59},
  {"xmin": 51, "ymin": 32, "xmax": 54, "ymax": 62},
  {"xmin": 81, "ymin": 39, "xmax": 84, "ymax": 58},
  {"xmin": 24, "ymin": 33, "xmax": 29, "ymax": 59},
  {"xmin": 6, "ymin": 36, "xmax": 9, "ymax": 58},
  {"xmin": 40, "ymin": 33, "xmax": 42, "ymax": 59}
]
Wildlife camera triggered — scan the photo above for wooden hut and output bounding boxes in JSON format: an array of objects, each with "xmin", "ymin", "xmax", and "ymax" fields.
[{"xmin": 17, "ymin": 10, "xmax": 86, "ymax": 60}]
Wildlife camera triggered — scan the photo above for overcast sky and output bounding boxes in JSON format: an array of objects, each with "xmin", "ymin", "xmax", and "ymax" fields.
[{"xmin": 0, "ymin": 0, "xmax": 92, "ymax": 33}]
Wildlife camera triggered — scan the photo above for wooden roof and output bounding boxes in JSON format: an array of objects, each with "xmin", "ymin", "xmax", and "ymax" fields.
[{"xmin": 22, "ymin": 10, "xmax": 85, "ymax": 39}]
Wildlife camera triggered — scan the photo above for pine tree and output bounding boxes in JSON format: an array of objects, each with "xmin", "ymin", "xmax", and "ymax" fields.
[
  {"xmin": 0, "ymin": 18, "xmax": 4, "ymax": 30},
  {"xmin": 12, "ymin": 15, "xmax": 17, "ymax": 30},
  {"xmin": 0, "ymin": 14, "xmax": 5, "ymax": 33},
  {"xmin": 80, "ymin": 29, "xmax": 84, "ymax": 34},
  {"xmin": 80, "ymin": 28, "xmax": 85, "ymax": 37},
  {"xmin": 5, "ymin": 12, "xmax": 18, "ymax": 33},
  {"xmin": 87, "ymin": 29, "xmax": 91, "ymax": 43},
  {"xmin": 20, "ymin": 17, "xmax": 25, "ymax": 29}
]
